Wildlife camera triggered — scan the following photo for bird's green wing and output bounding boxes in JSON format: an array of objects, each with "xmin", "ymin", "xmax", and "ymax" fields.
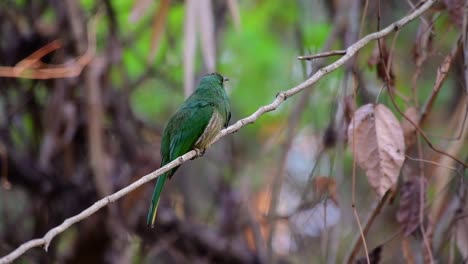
[{"xmin": 167, "ymin": 101, "xmax": 214, "ymax": 174}]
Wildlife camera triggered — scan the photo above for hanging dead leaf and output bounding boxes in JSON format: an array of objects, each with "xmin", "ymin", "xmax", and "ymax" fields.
[
  {"xmin": 401, "ymin": 107, "xmax": 420, "ymax": 147},
  {"xmin": 368, "ymin": 41, "xmax": 395, "ymax": 86},
  {"xmin": 344, "ymin": 95, "xmax": 357, "ymax": 124},
  {"xmin": 148, "ymin": 0, "xmax": 171, "ymax": 61},
  {"xmin": 348, "ymin": 104, "xmax": 406, "ymax": 197},
  {"xmin": 396, "ymin": 177, "xmax": 427, "ymax": 236}
]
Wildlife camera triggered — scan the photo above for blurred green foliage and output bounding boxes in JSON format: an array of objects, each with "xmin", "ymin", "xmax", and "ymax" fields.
[{"xmin": 76, "ymin": 0, "xmax": 347, "ymax": 137}]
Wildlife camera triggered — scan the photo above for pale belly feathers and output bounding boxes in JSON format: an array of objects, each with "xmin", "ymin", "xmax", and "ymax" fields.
[{"xmin": 195, "ymin": 110, "xmax": 224, "ymax": 149}]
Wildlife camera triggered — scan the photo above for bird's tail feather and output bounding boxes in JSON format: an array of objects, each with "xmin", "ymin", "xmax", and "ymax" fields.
[{"xmin": 147, "ymin": 173, "xmax": 167, "ymax": 228}]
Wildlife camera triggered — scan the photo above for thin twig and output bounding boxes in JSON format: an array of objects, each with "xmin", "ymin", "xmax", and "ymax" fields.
[
  {"xmin": 358, "ymin": 0, "xmax": 370, "ymax": 38},
  {"xmin": 420, "ymin": 39, "xmax": 462, "ymax": 126},
  {"xmin": 0, "ymin": 19, "xmax": 95, "ymax": 79},
  {"xmin": 0, "ymin": 1, "xmax": 438, "ymax": 262},
  {"xmin": 346, "ymin": 192, "xmax": 392, "ymax": 263},
  {"xmin": 14, "ymin": 40, "xmax": 62, "ymax": 73},
  {"xmin": 297, "ymin": 50, "xmax": 347, "ymax": 60},
  {"xmin": 387, "ymin": 87, "xmax": 468, "ymax": 168},
  {"xmin": 349, "ymin": 75, "xmax": 370, "ymax": 264}
]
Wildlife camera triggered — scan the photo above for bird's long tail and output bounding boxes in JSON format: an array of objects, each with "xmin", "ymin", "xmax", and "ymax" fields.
[{"xmin": 147, "ymin": 173, "xmax": 167, "ymax": 228}]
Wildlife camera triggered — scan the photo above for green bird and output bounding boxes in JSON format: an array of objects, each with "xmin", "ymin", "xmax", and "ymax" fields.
[{"xmin": 147, "ymin": 73, "xmax": 231, "ymax": 228}]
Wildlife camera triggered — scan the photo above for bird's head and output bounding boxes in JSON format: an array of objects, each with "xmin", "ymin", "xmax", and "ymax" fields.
[{"xmin": 200, "ymin": 73, "xmax": 229, "ymax": 87}]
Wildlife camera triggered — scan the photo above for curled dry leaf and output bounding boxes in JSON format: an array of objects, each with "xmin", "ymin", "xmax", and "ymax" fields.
[
  {"xmin": 396, "ymin": 177, "xmax": 427, "ymax": 236},
  {"xmin": 401, "ymin": 106, "xmax": 420, "ymax": 148},
  {"xmin": 344, "ymin": 95, "xmax": 357, "ymax": 125},
  {"xmin": 348, "ymin": 104, "xmax": 406, "ymax": 197},
  {"xmin": 368, "ymin": 41, "xmax": 395, "ymax": 86},
  {"xmin": 323, "ymin": 95, "xmax": 356, "ymax": 149},
  {"xmin": 148, "ymin": 0, "xmax": 171, "ymax": 61}
]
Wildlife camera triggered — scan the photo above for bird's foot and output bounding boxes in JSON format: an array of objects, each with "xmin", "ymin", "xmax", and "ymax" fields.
[{"xmin": 193, "ymin": 148, "xmax": 206, "ymax": 159}]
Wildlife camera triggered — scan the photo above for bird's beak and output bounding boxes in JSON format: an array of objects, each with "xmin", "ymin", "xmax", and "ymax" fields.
[{"xmin": 223, "ymin": 77, "xmax": 229, "ymax": 82}]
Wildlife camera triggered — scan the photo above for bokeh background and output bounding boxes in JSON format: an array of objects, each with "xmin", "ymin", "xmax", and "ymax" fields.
[{"xmin": 0, "ymin": 0, "xmax": 467, "ymax": 263}]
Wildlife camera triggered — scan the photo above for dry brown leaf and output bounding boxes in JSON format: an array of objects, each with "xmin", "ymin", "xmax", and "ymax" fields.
[
  {"xmin": 344, "ymin": 95, "xmax": 357, "ymax": 125},
  {"xmin": 312, "ymin": 176, "xmax": 338, "ymax": 205},
  {"xmin": 368, "ymin": 41, "xmax": 395, "ymax": 86},
  {"xmin": 148, "ymin": 0, "xmax": 171, "ymax": 61},
  {"xmin": 396, "ymin": 177, "xmax": 427, "ymax": 236},
  {"xmin": 401, "ymin": 106, "xmax": 420, "ymax": 148},
  {"xmin": 322, "ymin": 123, "xmax": 337, "ymax": 149},
  {"xmin": 348, "ymin": 104, "xmax": 406, "ymax": 197}
]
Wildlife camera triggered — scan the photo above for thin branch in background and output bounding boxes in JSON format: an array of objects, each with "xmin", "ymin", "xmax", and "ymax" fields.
[
  {"xmin": 418, "ymin": 131, "xmax": 434, "ymax": 264},
  {"xmin": 358, "ymin": 0, "xmax": 370, "ymax": 38},
  {"xmin": 388, "ymin": 84, "xmax": 468, "ymax": 168},
  {"xmin": 425, "ymin": 102, "xmax": 468, "ymax": 141},
  {"xmin": 13, "ymin": 40, "xmax": 62, "ymax": 72},
  {"xmin": 0, "ymin": 2, "xmax": 439, "ymax": 262},
  {"xmin": 346, "ymin": 192, "xmax": 393, "ymax": 263},
  {"xmin": 348, "ymin": 74, "xmax": 370, "ymax": 264},
  {"xmin": 405, "ymin": 155, "xmax": 459, "ymax": 173},
  {"xmin": 0, "ymin": 18, "xmax": 96, "ymax": 79},
  {"xmin": 297, "ymin": 50, "xmax": 347, "ymax": 60},
  {"xmin": 420, "ymin": 39, "xmax": 462, "ymax": 126}
]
